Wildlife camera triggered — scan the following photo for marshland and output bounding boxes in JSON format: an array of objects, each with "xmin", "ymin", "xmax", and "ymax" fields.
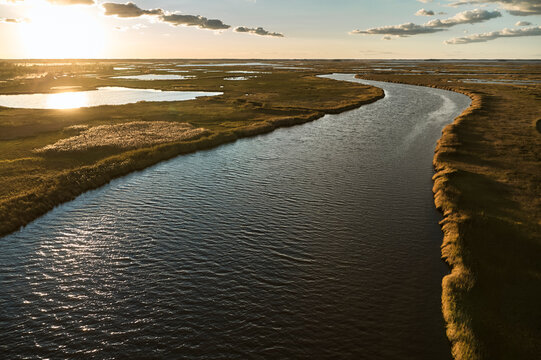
[
  {"xmin": 1, "ymin": 5, "xmax": 541, "ymax": 360},
  {"xmin": 0, "ymin": 59, "xmax": 539, "ymax": 359}
]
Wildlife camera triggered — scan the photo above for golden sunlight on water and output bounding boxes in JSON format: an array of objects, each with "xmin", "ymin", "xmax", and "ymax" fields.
[
  {"xmin": 1, "ymin": 76, "xmax": 472, "ymax": 359},
  {"xmin": 46, "ymin": 91, "xmax": 88, "ymax": 109}
]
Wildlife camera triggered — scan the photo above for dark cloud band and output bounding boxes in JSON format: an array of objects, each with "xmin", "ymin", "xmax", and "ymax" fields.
[
  {"xmin": 101, "ymin": 2, "xmax": 286, "ymax": 35},
  {"xmin": 102, "ymin": 2, "xmax": 163, "ymax": 17},
  {"xmin": 3, "ymin": 0, "xmax": 282, "ymax": 36},
  {"xmin": 101, "ymin": 2, "xmax": 230, "ymax": 30},
  {"xmin": 161, "ymin": 14, "xmax": 230, "ymax": 30}
]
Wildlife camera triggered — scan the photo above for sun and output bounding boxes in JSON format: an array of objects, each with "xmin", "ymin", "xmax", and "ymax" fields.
[{"xmin": 19, "ymin": 0, "xmax": 106, "ymax": 58}]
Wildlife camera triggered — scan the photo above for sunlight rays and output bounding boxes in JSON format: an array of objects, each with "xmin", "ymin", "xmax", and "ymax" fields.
[{"xmin": 19, "ymin": 0, "xmax": 105, "ymax": 58}]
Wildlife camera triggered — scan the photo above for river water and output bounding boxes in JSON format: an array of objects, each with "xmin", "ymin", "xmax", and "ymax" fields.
[{"xmin": 0, "ymin": 74, "xmax": 470, "ymax": 359}]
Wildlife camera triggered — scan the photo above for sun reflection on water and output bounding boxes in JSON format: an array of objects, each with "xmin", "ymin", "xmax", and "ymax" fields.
[{"xmin": 46, "ymin": 91, "xmax": 88, "ymax": 109}]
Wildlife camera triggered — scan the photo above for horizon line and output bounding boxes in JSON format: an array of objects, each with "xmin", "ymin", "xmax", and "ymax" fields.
[{"xmin": 2, "ymin": 58, "xmax": 541, "ymax": 61}]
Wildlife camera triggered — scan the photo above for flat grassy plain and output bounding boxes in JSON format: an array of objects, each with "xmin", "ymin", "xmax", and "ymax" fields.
[
  {"xmin": 0, "ymin": 59, "xmax": 539, "ymax": 359},
  {"xmin": 0, "ymin": 60, "xmax": 384, "ymax": 237},
  {"xmin": 357, "ymin": 61, "xmax": 541, "ymax": 360}
]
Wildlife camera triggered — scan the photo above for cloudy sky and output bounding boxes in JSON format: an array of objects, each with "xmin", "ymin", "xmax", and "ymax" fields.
[{"xmin": 0, "ymin": 0, "xmax": 539, "ymax": 58}]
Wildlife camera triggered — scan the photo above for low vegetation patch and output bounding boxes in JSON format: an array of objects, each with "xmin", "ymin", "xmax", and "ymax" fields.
[{"xmin": 34, "ymin": 121, "xmax": 208, "ymax": 153}]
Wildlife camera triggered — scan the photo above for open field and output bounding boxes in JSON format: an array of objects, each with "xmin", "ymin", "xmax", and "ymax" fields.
[
  {"xmin": 0, "ymin": 59, "xmax": 539, "ymax": 359},
  {"xmin": 356, "ymin": 61, "xmax": 541, "ymax": 359}
]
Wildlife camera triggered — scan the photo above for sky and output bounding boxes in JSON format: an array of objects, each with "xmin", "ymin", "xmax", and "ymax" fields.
[{"xmin": 0, "ymin": 0, "xmax": 540, "ymax": 59}]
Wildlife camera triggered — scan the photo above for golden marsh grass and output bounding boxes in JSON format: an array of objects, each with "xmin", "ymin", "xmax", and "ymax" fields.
[
  {"xmin": 358, "ymin": 65, "xmax": 541, "ymax": 360},
  {"xmin": 1, "ymin": 59, "xmax": 539, "ymax": 359},
  {"xmin": 34, "ymin": 121, "xmax": 208, "ymax": 153},
  {"xmin": 0, "ymin": 60, "xmax": 384, "ymax": 237}
]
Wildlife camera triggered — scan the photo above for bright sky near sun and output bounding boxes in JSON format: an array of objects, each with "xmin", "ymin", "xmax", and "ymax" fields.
[{"xmin": 0, "ymin": 0, "xmax": 539, "ymax": 59}]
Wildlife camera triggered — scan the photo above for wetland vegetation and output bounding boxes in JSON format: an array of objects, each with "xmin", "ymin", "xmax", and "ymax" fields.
[
  {"xmin": 0, "ymin": 60, "xmax": 384, "ymax": 237},
  {"xmin": 357, "ymin": 60, "xmax": 541, "ymax": 360},
  {"xmin": 0, "ymin": 59, "xmax": 539, "ymax": 360}
]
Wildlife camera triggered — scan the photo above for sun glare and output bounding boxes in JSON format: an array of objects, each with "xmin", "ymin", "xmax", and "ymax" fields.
[
  {"xmin": 46, "ymin": 91, "xmax": 88, "ymax": 109},
  {"xmin": 19, "ymin": 1, "xmax": 105, "ymax": 58}
]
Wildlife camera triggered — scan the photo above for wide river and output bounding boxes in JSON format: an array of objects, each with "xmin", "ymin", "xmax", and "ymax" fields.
[{"xmin": 0, "ymin": 74, "xmax": 471, "ymax": 359}]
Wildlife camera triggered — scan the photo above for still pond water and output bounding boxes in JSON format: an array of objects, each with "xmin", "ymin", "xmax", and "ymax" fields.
[{"xmin": 0, "ymin": 87, "xmax": 221, "ymax": 109}]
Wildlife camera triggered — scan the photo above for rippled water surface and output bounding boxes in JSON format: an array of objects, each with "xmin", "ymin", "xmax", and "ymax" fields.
[
  {"xmin": 0, "ymin": 74, "xmax": 470, "ymax": 359},
  {"xmin": 0, "ymin": 87, "xmax": 221, "ymax": 109}
]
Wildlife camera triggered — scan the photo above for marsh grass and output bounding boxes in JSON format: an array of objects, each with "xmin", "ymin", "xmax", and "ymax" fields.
[
  {"xmin": 34, "ymin": 121, "xmax": 208, "ymax": 153},
  {"xmin": 0, "ymin": 60, "xmax": 113, "ymax": 81},
  {"xmin": 359, "ymin": 66, "xmax": 541, "ymax": 360},
  {"xmin": 3, "ymin": 60, "xmax": 538, "ymax": 359},
  {"xmin": 0, "ymin": 60, "xmax": 384, "ymax": 237}
]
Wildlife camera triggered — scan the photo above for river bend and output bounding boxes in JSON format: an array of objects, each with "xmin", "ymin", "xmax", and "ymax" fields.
[{"xmin": 0, "ymin": 74, "xmax": 471, "ymax": 359}]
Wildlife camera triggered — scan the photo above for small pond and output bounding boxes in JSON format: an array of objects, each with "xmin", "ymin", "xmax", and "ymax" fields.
[
  {"xmin": 0, "ymin": 87, "xmax": 222, "ymax": 109},
  {"xmin": 111, "ymin": 74, "xmax": 196, "ymax": 81}
]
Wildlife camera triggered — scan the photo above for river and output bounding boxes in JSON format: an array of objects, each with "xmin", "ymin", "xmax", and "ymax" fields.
[{"xmin": 0, "ymin": 74, "xmax": 471, "ymax": 359}]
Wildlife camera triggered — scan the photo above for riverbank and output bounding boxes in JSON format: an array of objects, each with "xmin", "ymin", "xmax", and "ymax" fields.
[
  {"xmin": 356, "ymin": 72, "xmax": 541, "ymax": 359},
  {"xmin": 1, "ymin": 73, "xmax": 466, "ymax": 360},
  {"xmin": 0, "ymin": 66, "xmax": 384, "ymax": 237},
  {"xmin": 2, "ymin": 60, "xmax": 539, "ymax": 359}
]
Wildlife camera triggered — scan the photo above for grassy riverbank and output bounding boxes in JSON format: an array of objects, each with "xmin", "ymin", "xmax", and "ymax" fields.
[
  {"xmin": 358, "ymin": 63, "xmax": 541, "ymax": 359},
  {"xmin": 1, "ymin": 60, "xmax": 539, "ymax": 359},
  {"xmin": 0, "ymin": 61, "xmax": 384, "ymax": 237}
]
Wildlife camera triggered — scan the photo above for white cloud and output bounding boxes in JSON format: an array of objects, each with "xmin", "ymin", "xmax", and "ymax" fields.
[
  {"xmin": 352, "ymin": 9, "xmax": 501, "ymax": 37},
  {"xmin": 351, "ymin": 22, "xmax": 446, "ymax": 36},
  {"xmin": 415, "ymin": 9, "xmax": 436, "ymax": 16},
  {"xmin": 425, "ymin": 9, "xmax": 502, "ymax": 27},
  {"xmin": 445, "ymin": 25, "xmax": 541, "ymax": 43},
  {"xmin": 449, "ymin": 1, "xmax": 541, "ymax": 16}
]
